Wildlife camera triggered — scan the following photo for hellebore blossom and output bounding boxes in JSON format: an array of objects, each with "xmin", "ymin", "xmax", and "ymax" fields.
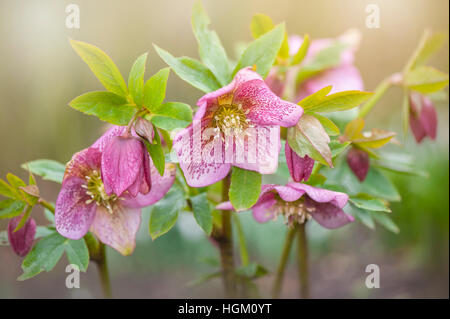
[
  {"xmin": 408, "ymin": 92, "xmax": 437, "ymax": 143},
  {"xmin": 174, "ymin": 67, "xmax": 303, "ymax": 187},
  {"xmin": 346, "ymin": 147, "xmax": 370, "ymax": 182},
  {"xmin": 285, "ymin": 142, "xmax": 315, "ymax": 182},
  {"xmin": 218, "ymin": 183, "xmax": 353, "ymax": 229},
  {"xmin": 292, "ymin": 29, "xmax": 364, "ymax": 101},
  {"xmin": 55, "ymin": 127, "xmax": 175, "ymax": 255},
  {"xmin": 7, "ymin": 215, "xmax": 36, "ymax": 257}
]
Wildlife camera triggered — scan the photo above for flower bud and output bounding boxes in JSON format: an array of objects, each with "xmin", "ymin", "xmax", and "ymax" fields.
[
  {"xmin": 409, "ymin": 93, "xmax": 437, "ymax": 143},
  {"xmin": 285, "ymin": 142, "xmax": 314, "ymax": 182},
  {"xmin": 346, "ymin": 147, "xmax": 369, "ymax": 182},
  {"xmin": 8, "ymin": 215, "xmax": 36, "ymax": 257}
]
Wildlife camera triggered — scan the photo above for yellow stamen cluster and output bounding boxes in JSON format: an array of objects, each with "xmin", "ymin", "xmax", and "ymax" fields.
[
  {"xmin": 212, "ymin": 103, "xmax": 253, "ymax": 139},
  {"xmin": 271, "ymin": 197, "xmax": 313, "ymax": 227},
  {"xmin": 82, "ymin": 170, "xmax": 117, "ymax": 214}
]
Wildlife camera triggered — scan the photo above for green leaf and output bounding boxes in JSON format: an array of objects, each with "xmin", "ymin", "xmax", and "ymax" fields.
[
  {"xmin": 21, "ymin": 159, "xmax": 66, "ymax": 184},
  {"xmin": 371, "ymin": 212, "xmax": 399, "ymax": 234},
  {"xmin": 6, "ymin": 173, "xmax": 26, "ymax": 189},
  {"xmin": 348, "ymin": 205, "xmax": 375, "ymax": 230},
  {"xmin": 65, "ymin": 238, "xmax": 89, "ymax": 272},
  {"xmin": 143, "ymin": 67, "xmax": 170, "ymax": 110},
  {"xmin": 128, "ymin": 53, "xmax": 148, "ymax": 106},
  {"xmin": 229, "ymin": 167, "xmax": 262, "ymax": 211},
  {"xmin": 296, "ymin": 41, "xmax": 348, "ymax": 83},
  {"xmin": 301, "ymin": 90, "xmax": 373, "ymax": 113},
  {"xmin": 154, "ymin": 45, "xmax": 221, "ymax": 93},
  {"xmin": 145, "ymin": 127, "xmax": 165, "ymax": 176},
  {"xmin": 149, "ymin": 187, "xmax": 185, "ymax": 240},
  {"xmin": 0, "ymin": 199, "xmax": 26, "ymax": 219},
  {"xmin": 0, "ymin": 179, "xmax": 16, "ymax": 199},
  {"xmin": 330, "ymin": 140, "xmax": 350, "ymax": 158},
  {"xmin": 69, "ymin": 91, "xmax": 136, "ymax": 125},
  {"xmin": 250, "ymin": 13, "xmax": 274, "ymax": 39},
  {"xmin": 313, "ymin": 113, "xmax": 340, "ymax": 136},
  {"xmin": 149, "ymin": 102, "xmax": 193, "ymax": 131},
  {"xmin": 287, "ymin": 114, "xmax": 332, "ymax": 167},
  {"xmin": 190, "ymin": 193, "xmax": 212, "ymax": 235},
  {"xmin": 291, "ymin": 34, "xmax": 310, "ymax": 65},
  {"xmin": 402, "ymin": 92, "xmax": 410, "ymax": 137},
  {"xmin": 405, "ymin": 30, "xmax": 447, "ymax": 72},
  {"xmin": 19, "ymin": 232, "xmax": 67, "ymax": 280},
  {"xmin": 349, "ymin": 194, "xmax": 391, "ymax": 212},
  {"xmin": 236, "ymin": 263, "xmax": 268, "ymax": 279},
  {"xmin": 192, "ymin": 0, "xmax": 231, "ymax": 85},
  {"xmin": 70, "ymin": 39, "xmax": 128, "ymax": 97},
  {"xmin": 187, "ymin": 271, "xmax": 221, "ymax": 287},
  {"xmin": 233, "ymin": 23, "xmax": 286, "ymax": 78},
  {"xmin": 404, "ymin": 66, "xmax": 449, "ymax": 94}
]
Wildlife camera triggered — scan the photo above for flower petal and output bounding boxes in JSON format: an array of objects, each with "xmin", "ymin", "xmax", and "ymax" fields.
[
  {"xmin": 252, "ymin": 192, "xmax": 277, "ymax": 223},
  {"xmin": 285, "ymin": 142, "xmax": 314, "ymax": 182},
  {"xmin": 55, "ymin": 177, "xmax": 97, "ymax": 240},
  {"xmin": 8, "ymin": 215, "xmax": 36, "ymax": 257},
  {"xmin": 92, "ymin": 125, "xmax": 127, "ymax": 151},
  {"xmin": 304, "ymin": 197, "xmax": 354, "ymax": 229},
  {"xmin": 121, "ymin": 163, "xmax": 176, "ymax": 208},
  {"xmin": 420, "ymin": 96, "xmax": 437, "ymax": 140},
  {"xmin": 90, "ymin": 204, "xmax": 141, "ymax": 256},
  {"xmin": 287, "ymin": 182, "xmax": 349, "ymax": 208},
  {"xmin": 346, "ymin": 147, "xmax": 370, "ymax": 182},
  {"xmin": 64, "ymin": 147, "xmax": 102, "ymax": 181}
]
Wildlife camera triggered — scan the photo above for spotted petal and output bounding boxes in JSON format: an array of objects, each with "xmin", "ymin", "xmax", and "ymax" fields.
[{"xmin": 8, "ymin": 215, "xmax": 36, "ymax": 257}]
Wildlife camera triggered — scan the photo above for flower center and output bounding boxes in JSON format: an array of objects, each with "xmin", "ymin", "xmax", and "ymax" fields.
[
  {"xmin": 212, "ymin": 103, "xmax": 252, "ymax": 137},
  {"xmin": 272, "ymin": 197, "xmax": 312, "ymax": 227},
  {"xmin": 82, "ymin": 170, "xmax": 117, "ymax": 214}
]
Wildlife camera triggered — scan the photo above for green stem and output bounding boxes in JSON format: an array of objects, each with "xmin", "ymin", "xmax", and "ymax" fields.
[
  {"xmin": 217, "ymin": 174, "xmax": 237, "ymax": 298},
  {"xmin": 272, "ymin": 227, "xmax": 296, "ymax": 299},
  {"xmin": 232, "ymin": 214, "xmax": 249, "ymax": 267},
  {"xmin": 296, "ymin": 222, "xmax": 309, "ymax": 299},
  {"xmin": 95, "ymin": 242, "xmax": 113, "ymax": 299},
  {"xmin": 38, "ymin": 199, "xmax": 55, "ymax": 214},
  {"xmin": 358, "ymin": 78, "xmax": 391, "ymax": 118}
]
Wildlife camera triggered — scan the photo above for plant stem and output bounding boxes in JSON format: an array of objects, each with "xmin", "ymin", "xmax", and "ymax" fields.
[
  {"xmin": 95, "ymin": 242, "xmax": 113, "ymax": 299},
  {"xmin": 296, "ymin": 222, "xmax": 309, "ymax": 299},
  {"xmin": 272, "ymin": 227, "xmax": 296, "ymax": 299},
  {"xmin": 358, "ymin": 78, "xmax": 391, "ymax": 118},
  {"xmin": 217, "ymin": 174, "xmax": 237, "ymax": 298},
  {"xmin": 38, "ymin": 199, "xmax": 55, "ymax": 214}
]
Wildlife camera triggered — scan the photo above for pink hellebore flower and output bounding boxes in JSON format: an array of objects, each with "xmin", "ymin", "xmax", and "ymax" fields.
[
  {"xmin": 408, "ymin": 92, "xmax": 437, "ymax": 143},
  {"xmin": 346, "ymin": 147, "xmax": 370, "ymax": 182},
  {"xmin": 7, "ymin": 215, "xmax": 36, "ymax": 257},
  {"xmin": 218, "ymin": 183, "xmax": 354, "ymax": 229},
  {"xmin": 292, "ymin": 30, "xmax": 364, "ymax": 102},
  {"xmin": 285, "ymin": 142, "xmax": 314, "ymax": 182},
  {"xmin": 55, "ymin": 128, "xmax": 175, "ymax": 255},
  {"xmin": 99, "ymin": 123, "xmax": 152, "ymax": 198},
  {"xmin": 174, "ymin": 68, "xmax": 303, "ymax": 187}
]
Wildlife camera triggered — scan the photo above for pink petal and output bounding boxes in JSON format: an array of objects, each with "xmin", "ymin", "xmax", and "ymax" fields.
[
  {"xmin": 265, "ymin": 68, "xmax": 286, "ymax": 97},
  {"xmin": 296, "ymin": 65, "xmax": 364, "ymax": 101},
  {"xmin": 64, "ymin": 147, "xmax": 102, "ymax": 182},
  {"xmin": 287, "ymin": 182, "xmax": 349, "ymax": 209},
  {"xmin": 121, "ymin": 163, "xmax": 176, "ymax": 208},
  {"xmin": 285, "ymin": 142, "xmax": 314, "ymax": 182},
  {"xmin": 252, "ymin": 192, "xmax": 278, "ymax": 223},
  {"xmin": 173, "ymin": 121, "xmax": 231, "ymax": 187},
  {"xmin": 90, "ymin": 204, "xmax": 141, "ymax": 256},
  {"xmin": 55, "ymin": 177, "xmax": 97, "ymax": 240},
  {"xmin": 304, "ymin": 197, "xmax": 354, "ymax": 229},
  {"xmin": 233, "ymin": 125, "xmax": 281, "ymax": 174},
  {"xmin": 233, "ymin": 78, "xmax": 303, "ymax": 127},
  {"xmin": 8, "ymin": 215, "xmax": 36, "ymax": 257},
  {"xmin": 92, "ymin": 126, "xmax": 127, "ymax": 151},
  {"xmin": 346, "ymin": 148, "xmax": 370, "ymax": 182},
  {"xmin": 420, "ymin": 96, "xmax": 437, "ymax": 140},
  {"xmin": 101, "ymin": 136, "xmax": 147, "ymax": 197}
]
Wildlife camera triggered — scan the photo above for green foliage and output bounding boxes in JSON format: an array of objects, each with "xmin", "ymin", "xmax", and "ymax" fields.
[
  {"xmin": 144, "ymin": 127, "xmax": 165, "ymax": 176},
  {"xmin": 0, "ymin": 199, "xmax": 26, "ymax": 219},
  {"xmin": 143, "ymin": 67, "xmax": 170, "ymax": 110},
  {"xmin": 154, "ymin": 45, "xmax": 221, "ymax": 93},
  {"xmin": 287, "ymin": 114, "xmax": 332, "ymax": 167},
  {"xmin": 235, "ymin": 262, "xmax": 268, "ymax": 279},
  {"xmin": 149, "ymin": 186, "xmax": 186, "ymax": 240},
  {"xmin": 147, "ymin": 102, "xmax": 193, "ymax": 131},
  {"xmin": 229, "ymin": 167, "xmax": 262, "ymax": 211},
  {"xmin": 128, "ymin": 53, "xmax": 148, "ymax": 106},
  {"xmin": 192, "ymin": 0, "xmax": 231, "ymax": 85},
  {"xmin": 70, "ymin": 39, "xmax": 128, "ymax": 97},
  {"xmin": 233, "ymin": 23, "xmax": 286, "ymax": 78},
  {"xmin": 21, "ymin": 159, "xmax": 65, "ymax": 184},
  {"xmin": 349, "ymin": 193, "xmax": 391, "ymax": 212},
  {"xmin": 313, "ymin": 113, "xmax": 340, "ymax": 136},
  {"xmin": 300, "ymin": 88, "xmax": 373, "ymax": 113},
  {"xmin": 291, "ymin": 34, "xmax": 310, "ymax": 65},
  {"xmin": 404, "ymin": 66, "xmax": 449, "ymax": 94},
  {"xmin": 190, "ymin": 193, "xmax": 213, "ymax": 235},
  {"xmin": 19, "ymin": 230, "xmax": 89, "ymax": 280},
  {"xmin": 69, "ymin": 91, "xmax": 136, "ymax": 125},
  {"xmin": 404, "ymin": 30, "xmax": 447, "ymax": 73}
]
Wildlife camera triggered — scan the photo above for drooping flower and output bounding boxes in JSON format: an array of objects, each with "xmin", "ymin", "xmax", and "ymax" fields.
[
  {"xmin": 285, "ymin": 142, "xmax": 314, "ymax": 182},
  {"xmin": 55, "ymin": 129, "xmax": 175, "ymax": 255},
  {"xmin": 292, "ymin": 30, "xmax": 364, "ymax": 102},
  {"xmin": 408, "ymin": 92, "xmax": 437, "ymax": 143},
  {"xmin": 174, "ymin": 67, "xmax": 303, "ymax": 187},
  {"xmin": 100, "ymin": 129, "xmax": 151, "ymax": 198},
  {"xmin": 346, "ymin": 147, "xmax": 370, "ymax": 182},
  {"xmin": 218, "ymin": 183, "xmax": 353, "ymax": 229},
  {"xmin": 8, "ymin": 214, "xmax": 36, "ymax": 257}
]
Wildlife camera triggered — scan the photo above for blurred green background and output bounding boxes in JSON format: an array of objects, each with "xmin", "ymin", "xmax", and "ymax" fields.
[{"xmin": 0, "ymin": 0, "xmax": 448, "ymax": 298}]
